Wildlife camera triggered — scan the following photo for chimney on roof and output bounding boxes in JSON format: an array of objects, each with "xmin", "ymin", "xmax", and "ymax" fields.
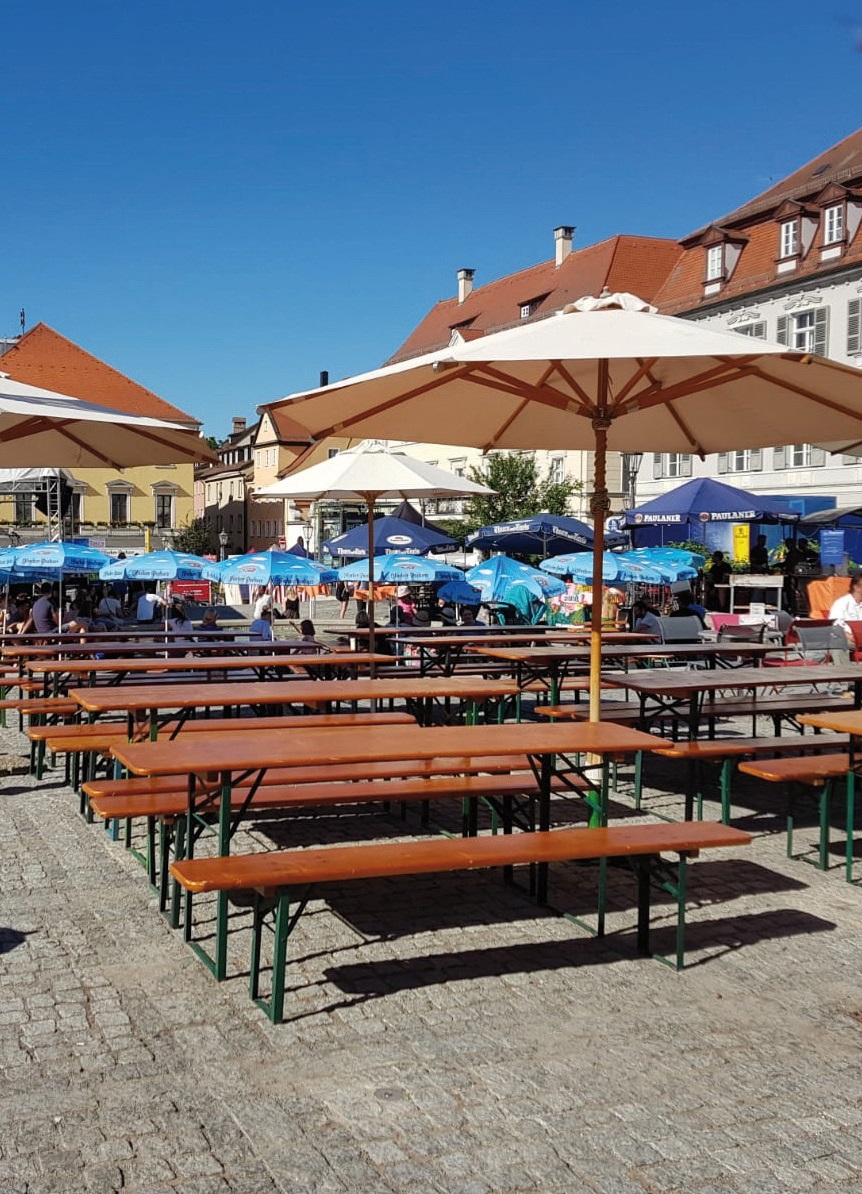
[
  {"xmin": 554, "ymin": 226, "xmax": 575, "ymax": 267},
  {"xmin": 457, "ymin": 268, "xmax": 475, "ymax": 303},
  {"xmin": 231, "ymin": 417, "xmax": 247, "ymax": 436}
]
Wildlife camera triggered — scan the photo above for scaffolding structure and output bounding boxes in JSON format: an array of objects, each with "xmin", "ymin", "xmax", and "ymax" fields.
[{"xmin": 0, "ymin": 468, "xmax": 76, "ymax": 543}]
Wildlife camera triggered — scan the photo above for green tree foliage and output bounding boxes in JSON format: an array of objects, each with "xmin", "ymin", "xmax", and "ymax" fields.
[
  {"xmin": 205, "ymin": 435, "xmax": 220, "ymax": 451},
  {"xmin": 171, "ymin": 517, "xmax": 212, "ymax": 557},
  {"xmin": 462, "ymin": 454, "xmax": 581, "ymax": 535}
]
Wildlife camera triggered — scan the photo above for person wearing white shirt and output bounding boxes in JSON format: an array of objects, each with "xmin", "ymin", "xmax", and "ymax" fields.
[
  {"xmin": 253, "ymin": 593, "xmax": 273, "ymax": 620},
  {"xmin": 631, "ymin": 599, "xmax": 662, "ymax": 638},
  {"xmin": 136, "ymin": 586, "xmax": 166, "ymax": 622},
  {"xmin": 828, "ymin": 577, "xmax": 862, "ymax": 667}
]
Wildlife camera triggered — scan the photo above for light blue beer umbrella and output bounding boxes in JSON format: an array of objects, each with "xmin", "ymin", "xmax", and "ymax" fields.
[{"xmin": 204, "ymin": 550, "xmax": 337, "ymax": 587}]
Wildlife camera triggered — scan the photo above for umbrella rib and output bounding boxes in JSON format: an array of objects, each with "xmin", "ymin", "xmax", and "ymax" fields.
[
  {"xmin": 290, "ymin": 366, "xmax": 484, "ymax": 441},
  {"xmin": 617, "ymin": 359, "xmax": 767, "ymax": 413}
]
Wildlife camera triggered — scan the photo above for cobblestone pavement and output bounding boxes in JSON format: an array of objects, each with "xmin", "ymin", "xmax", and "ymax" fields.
[{"xmin": 2, "ymin": 700, "xmax": 862, "ymax": 1193}]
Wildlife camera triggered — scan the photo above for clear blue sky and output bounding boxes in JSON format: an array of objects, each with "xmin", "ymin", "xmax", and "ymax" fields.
[{"xmin": 2, "ymin": 0, "xmax": 860, "ymax": 441}]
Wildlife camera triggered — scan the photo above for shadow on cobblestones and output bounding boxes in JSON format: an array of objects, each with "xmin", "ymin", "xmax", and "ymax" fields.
[{"xmin": 0, "ymin": 924, "xmax": 30, "ymax": 953}]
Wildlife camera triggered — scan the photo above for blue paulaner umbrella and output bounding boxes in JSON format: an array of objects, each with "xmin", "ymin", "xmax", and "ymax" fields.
[
  {"xmin": 466, "ymin": 512, "xmax": 625, "ymax": 556},
  {"xmin": 323, "ymin": 514, "xmax": 457, "ymax": 558},
  {"xmin": 203, "ymin": 550, "xmax": 337, "ymax": 586},
  {"xmin": 624, "ymin": 478, "xmax": 798, "ymax": 527},
  {"xmin": 100, "ymin": 549, "xmax": 210, "ymax": 582},
  {"xmin": 540, "ymin": 551, "xmax": 668, "ymax": 584},
  {"xmin": 466, "ymin": 556, "xmax": 566, "ymax": 624},
  {"xmin": 16, "ymin": 541, "xmax": 114, "ymax": 574},
  {"xmin": 436, "ymin": 578, "xmax": 484, "ymax": 605},
  {"xmin": 337, "ymin": 554, "xmax": 464, "ymax": 585}
]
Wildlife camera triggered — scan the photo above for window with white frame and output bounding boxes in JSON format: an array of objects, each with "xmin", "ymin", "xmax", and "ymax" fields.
[
  {"xmin": 735, "ymin": 321, "xmax": 767, "ymax": 339},
  {"xmin": 450, "ymin": 458, "xmax": 466, "ymax": 478},
  {"xmin": 773, "ymin": 444, "xmax": 827, "ymax": 469},
  {"xmin": 652, "ymin": 453, "xmax": 692, "ymax": 479},
  {"xmin": 780, "ymin": 219, "xmax": 799, "ymax": 258},
  {"xmin": 824, "ymin": 203, "xmax": 844, "ymax": 244},
  {"xmin": 109, "ymin": 492, "xmax": 129, "ymax": 525},
  {"xmin": 155, "ymin": 493, "xmax": 173, "ymax": 529},
  {"xmin": 706, "ymin": 245, "xmax": 723, "ymax": 280},
  {"xmin": 727, "ymin": 449, "xmax": 761, "ymax": 472},
  {"xmin": 776, "ymin": 308, "xmax": 828, "ymax": 356},
  {"xmin": 549, "ymin": 456, "xmax": 565, "ymax": 484}
]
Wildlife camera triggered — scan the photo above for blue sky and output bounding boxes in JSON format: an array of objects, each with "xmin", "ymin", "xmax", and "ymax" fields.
[{"xmin": 2, "ymin": 0, "xmax": 861, "ymax": 440}]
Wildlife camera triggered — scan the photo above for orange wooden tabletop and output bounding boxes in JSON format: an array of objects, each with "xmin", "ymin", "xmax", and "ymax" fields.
[
  {"xmin": 33, "ymin": 652, "xmax": 390, "ymax": 675},
  {"xmin": 112, "ymin": 719, "xmax": 660, "ymax": 777},
  {"xmin": 798, "ymin": 710, "xmax": 862, "ymax": 733},
  {"xmin": 70, "ymin": 674, "xmax": 522, "ymax": 714},
  {"xmin": 601, "ymin": 663, "xmax": 862, "ymax": 695}
]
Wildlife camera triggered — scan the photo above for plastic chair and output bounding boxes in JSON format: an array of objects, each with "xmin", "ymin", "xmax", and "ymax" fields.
[{"xmin": 844, "ymin": 620, "xmax": 862, "ymax": 661}]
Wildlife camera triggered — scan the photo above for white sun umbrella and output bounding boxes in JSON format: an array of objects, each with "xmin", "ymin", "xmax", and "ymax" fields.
[
  {"xmin": 260, "ymin": 293, "xmax": 862, "ymax": 720},
  {"xmin": 255, "ymin": 441, "xmax": 493, "ymax": 668},
  {"xmin": 0, "ymin": 373, "xmax": 215, "ymax": 467}
]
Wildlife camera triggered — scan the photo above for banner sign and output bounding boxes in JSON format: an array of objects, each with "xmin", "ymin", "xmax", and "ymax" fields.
[{"xmin": 820, "ymin": 529, "xmax": 845, "ymax": 567}]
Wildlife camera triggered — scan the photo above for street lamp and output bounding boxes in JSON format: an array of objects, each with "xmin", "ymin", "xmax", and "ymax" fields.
[
  {"xmin": 218, "ymin": 529, "xmax": 228, "ymax": 560},
  {"xmin": 621, "ymin": 452, "xmax": 644, "ymax": 513}
]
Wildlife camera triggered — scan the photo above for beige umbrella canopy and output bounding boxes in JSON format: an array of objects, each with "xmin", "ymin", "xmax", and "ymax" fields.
[
  {"xmin": 0, "ymin": 373, "xmax": 215, "ymax": 468},
  {"xmin": 262, "ymin": 293, "xmax": 862, "ymax": 719}
]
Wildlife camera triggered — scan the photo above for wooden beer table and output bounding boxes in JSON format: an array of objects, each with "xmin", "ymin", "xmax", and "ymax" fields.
[
  {"xmin": 71, "ymin": 674, "xmax": 523, "ymax": 736},
  {"xmin": 112, "ymin": 719, "xmax": 661, "ymax": 974}
]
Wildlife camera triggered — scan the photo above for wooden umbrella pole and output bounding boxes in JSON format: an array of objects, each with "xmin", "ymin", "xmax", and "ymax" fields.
[
  {"xmin": 589, "ymin": 408, "xmax": 612, "ymax": 723},
  {"xmin": 365, "ymin": 494, "xmax": 378, "ymax": 680}
]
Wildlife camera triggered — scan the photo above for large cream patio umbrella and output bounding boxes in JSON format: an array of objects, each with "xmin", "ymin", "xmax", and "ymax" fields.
[
  {"xmin": 255, "ymin": 440, "xmax": 493, "ymax": 667},
  {"xmin": 0, "ymin": 373, "xmax": 215, "ymax": 467},
  {"xmin": 261, "ymin": 293, "xmax": 862, "ymax": 720}
]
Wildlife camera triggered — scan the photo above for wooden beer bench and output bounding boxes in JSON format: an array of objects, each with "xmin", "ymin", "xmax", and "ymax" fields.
[
  {"xmin": 737, "ymin": 753, "xmax": 855, "ymax": 880},
  {"xmin": 169, "ymin": 821, "xmax": 751, "ymax": 1022}
]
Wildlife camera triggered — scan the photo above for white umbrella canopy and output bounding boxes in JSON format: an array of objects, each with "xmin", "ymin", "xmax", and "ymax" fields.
[
  {"xmin": 0, "ymin": 373, "xmax": 215, "ymax": 468},
  {"xmin": 256, "ymin": 441, "xmax": 493, "ymax": 668},
  {"xmin": 255, "ymin": 439, "xmax": 494, "ymax": 502},
  {"xmin": 262, "ymin": 293, "xmax": 862, "ymax": 719}
]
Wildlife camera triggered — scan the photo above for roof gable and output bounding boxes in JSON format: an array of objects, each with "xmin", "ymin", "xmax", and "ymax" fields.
[
  {"xmin": 387, "ymin": 235, "xmax": 682, "ymax": 363},
  {"xmin": 0, "ymin": 323, "xmax": 198, "ymax": 425}
]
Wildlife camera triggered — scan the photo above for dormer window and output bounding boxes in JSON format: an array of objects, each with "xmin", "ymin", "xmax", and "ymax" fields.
[
  {"xmin": 705, "ymin": 245, "xmax": 723, "ymax": 281},
  {"xmin": 519, "ymin": 295, "xmax": 547, "ymax": 319},
  {"xmin": 824, "ymin": 203, "xmax": 844, "ymax": 245},
  {"xmin": 779, "ymin": 219, "xmax": 799, "ymax": 259}
]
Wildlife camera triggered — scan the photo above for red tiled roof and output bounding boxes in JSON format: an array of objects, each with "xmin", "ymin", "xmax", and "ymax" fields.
[
  {"xmin": 0, "ymin": 323, "xmax": 198, "ymax": 425},
  {"xmin": 655, "ymin": 126, "xmax": 862, "ymax": 314},
  {"xmin": 387, "ymin": 235, "xmax": 682, "ymax": 362},
  {"xmin": 701, "ymin": 126, "xmax": 862, "ymax": 230}
]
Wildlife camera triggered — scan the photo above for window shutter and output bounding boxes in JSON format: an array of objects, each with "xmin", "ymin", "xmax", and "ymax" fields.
[
  {"xmin": 809, "ymin": 446, "xmax": 826, "ymax": 466},
  {"xmin": 652, "ymin": 453, "xmax": 662, "ymax": 479},
  {"xmin": 776, "ymin": 316, "xmax": 788, "ymax": 345},
  {"xmin": 717, "ymin": 453, "xmax": 728, "ymax": 475},
  {"xmin": 813, "ymin": 307, "xmax": 828, "ymax": 356},
  {"xmin": 682, "ymin": 455, "xmax": 693, "ymax": 477},
  {"xmin": 774, "ymin": 446, "xmax": 786, "ymax": 470},
  {"xmin": 752, "ymin": 321, "xmax": 767, "ymax": 339},
  {"xmin": 750, "ymin": 449, "xmax": 763, "ymax": 471},
  {"xmin": 849, "ymin": 299, "xmax": 861, "ymax": 355}
]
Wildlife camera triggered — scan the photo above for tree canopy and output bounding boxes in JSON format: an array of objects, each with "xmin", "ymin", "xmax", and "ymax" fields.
[
  {"xmin": 171, "ymin": 517, "xmax": 212, "ymax": 557},
  {"xmin": 462, "ymin": 453, "xmax": 581, "ymax": 534}
]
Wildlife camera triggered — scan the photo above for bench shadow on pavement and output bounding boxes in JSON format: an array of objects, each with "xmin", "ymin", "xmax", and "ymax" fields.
[
  {"xmin": 0, "ymin": 926, "xmax": 31, "ymax": 954},
  {"xmin": 319, "ymin": 908, "xmax": 835, "ymax": 1004}
]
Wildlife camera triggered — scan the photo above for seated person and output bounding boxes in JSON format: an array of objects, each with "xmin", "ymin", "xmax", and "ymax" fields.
[
  {"xmin": 249, "ymin": 606, "xmax": 274, "ymax": 642},
  {"xmin": 282, "ymin": 586, "xmax": 300, "ymax": 618},
  {"xmin": 393, "ymin": 585, "xmax": 416, "ymax": 625},
  {"xmin": 704, "ymin": 551, "xmax": 731, "ymax": 611},
  {"xmin": 136, "ymin": 583, "xmax": 167, "ymax": 622},
  {"xmin": 289, "ymin": 617, "xmax": 323, "ymax": 653},
  {"xmin": 197, "ymin": 606, "xmax": 221, "ymax": 634},
  {"xmin": 438, "ymin": 601, "xmax": 458, "ymax": 627},
  {"xmin": 96, "ymin": 585, "xmax": 126, "ymax": 628},
  {"xmin": 631, "ymin": 599, "xmax": 662, "ymax": 637},
  {"xmin": 61, "ymin": 594, "xmax": 94, "ymax": 635},
  {"xmin": 828, "ymin": 576, "xmax": 862, "ymax": 658},
  {"xmin": 166, "ymin": 600, "xmax": 195, "ymax": 635},
  {"xmin": 669, "ymin": 590, "xmax": 706, "ymax": 627},
  {"xmin": 6, "ymin": 594, "xmax": 32, "ymax": 634},
  {"xmin": 458, "ymin": 605, "xmax": 485, "ymax": 629}
]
